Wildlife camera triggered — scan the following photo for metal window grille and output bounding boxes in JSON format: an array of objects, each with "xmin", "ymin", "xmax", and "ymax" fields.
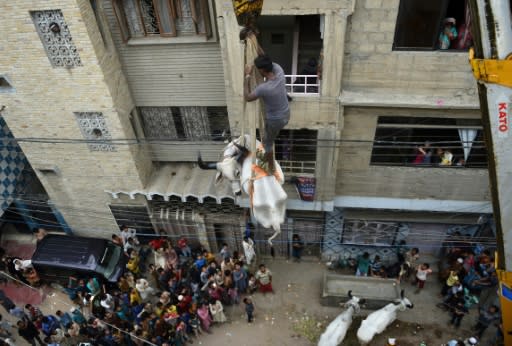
[
  {"xmin": 73, "ymin": 112, "xmax": 115, "ymax": 151},
  {"xmin": 31, "ymin": 10, "xmax": 82, "ymax": 68}
]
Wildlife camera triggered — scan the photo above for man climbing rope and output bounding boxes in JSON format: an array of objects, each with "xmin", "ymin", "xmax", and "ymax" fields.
[{"xmin": 244, "ymin": 54, "xmax": 290, "ymax": 171}]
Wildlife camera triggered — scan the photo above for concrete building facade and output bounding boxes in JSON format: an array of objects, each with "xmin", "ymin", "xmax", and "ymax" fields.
[{"xmin": 0, "ymin": 0, "xmax": 492, "ymax": 259}]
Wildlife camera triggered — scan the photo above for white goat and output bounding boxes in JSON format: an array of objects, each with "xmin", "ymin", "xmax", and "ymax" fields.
[
  {"xmin": 318, "ymin": 291, "xmax": 365, "ymax": 346},
  {"xmin": 356, "ymin": 290, "xmax": 413, "ymax": 345}
]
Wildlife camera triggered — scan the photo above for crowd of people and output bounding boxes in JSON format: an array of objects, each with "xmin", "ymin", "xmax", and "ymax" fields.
[
  {"xmin": 436, "ymin": 241, "xmax": 502, "ymax": 344},
  {"xmin": 0, "ymin": 226, "xmax": 504, "ymax": 345},
  {"xmin": 0, "ymin": 227, "xmax": 278, "ymax": 345},
  {"xmin": 350, "ymin": 238, "xmax": 503, "ymax": 345}
]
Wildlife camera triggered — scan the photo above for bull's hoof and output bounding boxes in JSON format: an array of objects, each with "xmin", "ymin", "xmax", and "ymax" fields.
[{"xmin": 235, "ymin": 191, "xmax": 242, "ymax": 196}]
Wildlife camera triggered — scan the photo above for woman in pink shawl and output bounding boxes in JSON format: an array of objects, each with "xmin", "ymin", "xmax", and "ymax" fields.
[{"xmin": 197, "ymin": 303, "xmax": 212, "ymax": 333}]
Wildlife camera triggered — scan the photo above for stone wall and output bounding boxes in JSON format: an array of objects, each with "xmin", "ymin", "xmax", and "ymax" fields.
[
  {"xmin": 342, "ymin": 0, "xmax": 478, "ymax": 108},
  {"xmin": 336, "ymin": 107, "xmax": 490, "ymax": 201},
  {"xmin": 0, "ymin": 0, "xmax": 151, "ymax": 237}
]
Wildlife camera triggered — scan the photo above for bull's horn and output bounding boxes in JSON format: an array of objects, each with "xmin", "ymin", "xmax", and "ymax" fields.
[
  {"xmin": 233, "ymin": 142, "xmax": 250, "ymax": 155},
  {"xmin": 197, "ymin": 153, "xmax": 217, "ymax": 170},
  {"xmin": 348, "ymin": 290, "xmax": 353, "ymax": 298},
  {"xmin": 233, "ymin": 142, "xmax": 250, "ymax": 164}
]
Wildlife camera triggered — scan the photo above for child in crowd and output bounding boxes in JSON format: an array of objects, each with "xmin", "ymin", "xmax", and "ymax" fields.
[
  {"xmin": 370, "ymin": 255, "xmax": 383, "ymax": 277},
  {"xmin": 356, "ymin": 252, "xmax": 370, "ymax": 277},
  {"xmin": 189, "ymin": 313, "xmax": 203, "ymax": 337},
  {"xmin": 243, "ymin": 297, "xmax": 255, "ymax": 323},
  {"xmin": 247, "ymin": 274, "xmax": 257, "ymax": 294},
  {"xmin": 412, "ymin": 263, "xmax": 433, "ymax": 294}
]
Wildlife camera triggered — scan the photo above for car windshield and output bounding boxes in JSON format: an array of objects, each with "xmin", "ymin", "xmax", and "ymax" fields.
[{"xmin": 96, "ymin": 242, "xmax": 121, "ymax": 279}]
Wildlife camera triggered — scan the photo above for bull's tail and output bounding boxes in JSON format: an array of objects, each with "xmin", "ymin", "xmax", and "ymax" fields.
[{"xmin": 267, "ymin": 226, "xmax": 281, "ymax": 246}]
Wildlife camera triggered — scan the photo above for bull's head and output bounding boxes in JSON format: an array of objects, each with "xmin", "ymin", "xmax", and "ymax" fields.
[
  {"xmin": 345, "ymin": 290, "xmax": 365, "ymax": 312},
  {"xmin": 198, "ymin": 152, "xmax": 243, "ymax": 196},
  {"xmin": 394, "ymin": 289, "xmax": 414, "ymax": 311}
]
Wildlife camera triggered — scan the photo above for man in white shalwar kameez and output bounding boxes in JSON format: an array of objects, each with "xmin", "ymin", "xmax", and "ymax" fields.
[{"xmin": 242, "ymin": 237, "xmax": 256, "ymax": 265}]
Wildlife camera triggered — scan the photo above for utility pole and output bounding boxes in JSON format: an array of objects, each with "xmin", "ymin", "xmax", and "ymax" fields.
[{"xmin": 468, "ymin": 0, "xmax": 512, "ymax": 343}]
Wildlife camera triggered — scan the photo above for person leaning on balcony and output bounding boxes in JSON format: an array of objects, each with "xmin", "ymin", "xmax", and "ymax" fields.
[
  {"xmin": 439, "ymin": 148, "xmax": 453, "ymax": 166},
  {"xmin": 293, "ymin": 58, "xmax": 318, "ymax": 93},
  {"xmin": 439, "ymin": 17, "xmax": 458, "ymax": 49},
  {"xmin": 244, "ymin": 54, "xmax": 290, "ymax": 171}
]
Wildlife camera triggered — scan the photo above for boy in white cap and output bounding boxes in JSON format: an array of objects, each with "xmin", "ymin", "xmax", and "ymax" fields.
[
  {"xmin": 439, "ymin": 17, "xmax": 458, "ymax": 49},
  {"xmin": 465, "ymin": 336, "xmax": 478, "ymax": 345}
]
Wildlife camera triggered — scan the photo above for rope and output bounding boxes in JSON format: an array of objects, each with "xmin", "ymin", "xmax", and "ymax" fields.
[
  {"xmin": 250, "ymin": 164, "xmax": 282, "ymax": 181},
  {"xmin": 243, "ymin": 32, "xmax": 264, "ymax": 220},
  {"xmin": 240, "ymin": 39, "xmax": 247, "ymax": 147},
  {"xmin": 244, "ymin": 32, "xmax": 262, "ymax": 157}
]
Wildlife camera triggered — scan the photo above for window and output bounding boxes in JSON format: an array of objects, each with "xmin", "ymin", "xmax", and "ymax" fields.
[
  {"xmin": 342, "ymin": 220, "xmax": 399, "ymax": 246},
  {"xmin": 205, "ymin": 107, "xmax": 231, "ymax": 141},
  {"xmin": 112, "ymin": 0, "xmax": 212, "ymax": 42},
  {"xmin": 73, "ymin": 112, "xmax": 115, "ymax": 151},
  {"xmin": 4, "ymin": 200, "xmax": 67, "ymax": 233},
  {"xmin": 138, "ymin": 106, "xmax": 230, "ymax": 141},
  {"xmin": 30, "ymin": 10, "xmax": 82, "ymax": 67},
  {"xmin": 258, "ymin": 15, "xmax": 322, "ymax": 95},
  {"xmin": 286, "ymin": 212, "xmax": 324, "ymax": 256},
  {"xmin": 393, "ymin": 0, "xmax": 472, "ymax": 50},
  {"xmin": 371, "ymin": 117, "xmax": 488, "ymax": 168},
  {"xmin": 109, "ymin": 205, "xmax": 155, "ymax": 242},
  {"xmin": 275, "ymin": 129, "xmax": 317, "ymax": 175}
]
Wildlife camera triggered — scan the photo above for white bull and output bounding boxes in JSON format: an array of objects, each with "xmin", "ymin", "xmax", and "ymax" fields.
[
  {"xmin": 356, "ymin": 289, "xmax": 414, "ymax": 345},
  {"xmin": 198, "ymin": 135, "xmax": 287, "ymax": 245},
  {"xmin": 318, "ymin": 291, "xmax": 365, "ymax": 346}
]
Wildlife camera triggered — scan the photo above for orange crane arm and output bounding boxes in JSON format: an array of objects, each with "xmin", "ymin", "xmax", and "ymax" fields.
[{"xmin": 468, "ymin": 1, "xmax": 512, "ymax": 343}]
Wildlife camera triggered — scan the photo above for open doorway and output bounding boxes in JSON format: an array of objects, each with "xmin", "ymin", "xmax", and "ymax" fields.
[{"xmin": 258, "ymin": 15, "xmax": 323, "ymax": 76}]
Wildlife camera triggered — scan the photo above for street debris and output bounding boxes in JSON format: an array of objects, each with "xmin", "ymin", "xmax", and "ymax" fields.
[{"xmin": 292, "ymin": 313, "xmax": 324, "ymax": 343}]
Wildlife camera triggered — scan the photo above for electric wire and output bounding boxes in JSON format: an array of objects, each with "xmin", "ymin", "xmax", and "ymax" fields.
[
  {"xmin": 0, "ymin": 201, "xmax": 498, "ymax": 247},
  {"xmin": 0, "ymin": 138, "xmax": 492, "ymax": 166},
  {"xmin": 0, "ymin": 215, "xmax": 497, "ymax": 249},
  {"xmin": 0, "ymin": 213, "xmax": 498, "ymax": 247},
  {"xmin": 0, "ymin": 135, "xmax": 489, "ymax": 145},
  {"xmin": 0, "ymin": 128, "xmax": 497, "ymax": 245},
  {"xmin": 9, "ymin": 197, "xmax": 494, "ymax": 227},
  {"xmin": 9, "ymin": 196, "xmax": 497, "ymax": 226}
]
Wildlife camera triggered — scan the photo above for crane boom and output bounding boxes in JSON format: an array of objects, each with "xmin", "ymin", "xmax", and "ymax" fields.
[{"xmin": 468, "ymin": 0, "xmax": 512, "ymax": 343}]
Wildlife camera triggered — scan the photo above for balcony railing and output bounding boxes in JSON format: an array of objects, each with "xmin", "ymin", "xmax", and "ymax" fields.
[
  {"xmin": 279, "ymin": 160, "xmax": 316, "ymax": 176},
  {"xmin": 285, "ymin": 74, "xmax": 320, "ymax": 96}
]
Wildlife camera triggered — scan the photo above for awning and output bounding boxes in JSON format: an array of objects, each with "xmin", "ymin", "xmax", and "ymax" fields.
[
  {"xmin": 0, "ymin": 117, "xmax": 28, "ymax": 217},
  {"xmin": 106, "ymin": 163, "xmax": 235, "ymax": 203}
]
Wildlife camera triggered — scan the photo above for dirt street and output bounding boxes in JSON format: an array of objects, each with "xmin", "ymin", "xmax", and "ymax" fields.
[
  {"xmin": 0, "ymin": 258, "xmax": 497, "ymax": 346},
  {"xmin": 187, "ymin": 258, "xmax": 495, "ymax": 346}
]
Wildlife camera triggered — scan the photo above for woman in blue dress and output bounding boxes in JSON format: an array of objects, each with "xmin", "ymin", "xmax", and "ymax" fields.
[{"xmin": 233, "ymin": 262, "xmax": 247, "ymax": 294}]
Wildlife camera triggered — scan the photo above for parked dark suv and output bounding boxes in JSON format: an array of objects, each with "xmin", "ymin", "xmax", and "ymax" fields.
[{"xmin": 31, "ymin": 235, "xmax": 126, "ymax": 284}]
